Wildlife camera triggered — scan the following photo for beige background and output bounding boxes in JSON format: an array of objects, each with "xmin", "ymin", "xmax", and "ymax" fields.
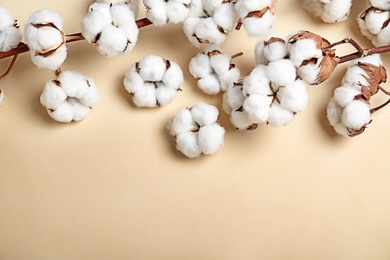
[{"xmin": 1, "ymin": 0, "xmax": 390, "ymax": 259}]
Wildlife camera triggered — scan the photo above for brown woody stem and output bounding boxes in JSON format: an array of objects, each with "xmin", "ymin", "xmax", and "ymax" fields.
[
  {"xmin": 338, "ymin": 42, "xmax": 390, "ymax": 64},
  {"xmin": 0, "ymin": 53, "xmax": 18, "ymax": 81},
  {"xmin": 370, "ymin": 98, "xmax": 390, "ymax": 114},
  {"xmin": 231, "ymin": 52, "xmax": 244, "ymax": 59}
]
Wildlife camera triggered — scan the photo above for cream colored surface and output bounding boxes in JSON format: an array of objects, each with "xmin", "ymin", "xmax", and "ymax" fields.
[{"xmin": 1, "ymin": 0, "xmax": 390, "ymax": 259}]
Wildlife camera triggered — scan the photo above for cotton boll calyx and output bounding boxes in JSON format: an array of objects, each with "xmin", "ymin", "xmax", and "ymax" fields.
[
  {"xmin": 143, "ymin": 0, "xmax": 190, "ymax": 26},
  {"xmin": 302, "ymin": 0, "xmax": 352, "ymax": 23},
  {"xmin": 81, "ymin": 2, "xmax": 139, "ymax": 56},
  {"xmin": 40, "ymin": 71, "xmax": 100, "ymax": 122},
  {"xmin": 123, "ymin": 55, "xmax": 183, "ymax": 107},
  {"xmin": 0, "ymin": 4, "xmax": 22, "ymax": 52},
  {"xmin": 189, "ymin": 45, "xmax": 240, "ymax": 95},
  {"xmin": 167, "ymin": 102, "xmax": 225, "ymax": 158},
  {"xmin": 24, "ymin": 9, "xmax": 67, "ymax": 70}
]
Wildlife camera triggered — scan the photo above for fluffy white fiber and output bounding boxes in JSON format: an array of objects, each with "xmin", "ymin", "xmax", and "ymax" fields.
[
  {"xmin": 167, "ymin": 102, "xmax": 225, "ymax": 158},
  {"xmin": 358, "ymin": 6, "xmax": 390, "ymax": 46},
  {"xmin": 143, "ymin": 0, "xmax": 191, "ymax": 26},
  {"xmin": 40, "ymin": 71, "xmax": 100, "ymax": 122},
  {"xmin": 81, "ymin": 2, "xmax": 139, "ymax": 56},
  {"xmin": 369, "ymin": 0, "xmax": 390, "ymax": 10},
  {"xmin": 0, "ymin": 4, "xmax": 22, "ymax": 52},
  {"xmin": 97, "ymin": 0, "xmax": 140, "ymax": 17},
  {"xmin": 302, "ymin": 0, "xmax": 352, "ymax": 23},
  {"xmin": 235, "ymin": 0, "xmax": 276, "ymax": 37},
  {"xmin": 183, "ymin": 0, "xmax": 237, "ymax": 47},
  {"xmin": 24, "ymin": 9, "xmax": 67, "ymax": 70},
  {"xmin": 123, "ymin": 55, "xmax": 183, "ymax": 107},
  {"xmin": 189, "ymin": 45, "xmax": 240, "ymax": 95},
  {"xmin": 255, "ymin": 37, "xmax": 287, "ymax": 65}
]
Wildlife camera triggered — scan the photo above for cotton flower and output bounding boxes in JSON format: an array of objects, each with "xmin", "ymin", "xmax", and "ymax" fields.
[
  {"xmin": 123, "ymin": 55, "xmax": 183, "ymax": 107},
  {"xmin": 81, "ymin": 2, "xmax": 139, "ymax": 56},
  {"xmin": 24, "ymin": 9, "xmax": 67, "ymax": 70},
  {"xmin": 40, "ymin": 71, "xmax": 100, "ymax": 122},
  {"xmin": 167, "ymin": 102, "xmax": 225, "ymax": 158},
  {"xmin": 234, "ymin": 0, "xmax": 277, "ymax": 37},
  {"xmin": 143, "ymin": 0, "xmax": 191, "ymax": 27},
  {"xmin": 288, "ymin": 30, "xmax": 339, "ymax": 85},
  {"xmin": 183, "ymin": 0, "xmax": 237, "ymax": 47},
  {"xmin": 0, "ymin": 4, "xmax": 22, "ymax": 52},
  {"xmin": 189, "ymin": 45, "xmax": 240, "ymax": 95},
  {"xmin": 358, "ymin": 6, "xmax": 390, "ymax": 47},
  {"xmin": 302, "ymin": 0, "xmax": 352, "ymax": 23},
  {"xmin": 327, "ymin": 54, "xmax": 387, "ymax": 136}
]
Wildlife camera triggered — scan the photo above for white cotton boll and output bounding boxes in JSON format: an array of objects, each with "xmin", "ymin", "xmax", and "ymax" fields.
[
  {"xmin": 234, "ymin": 0, "xmax": 274, "ymax": 18},
  {"xmin": 155, "ymin": 85, "xmax": 177, "ymax": 105},
  {"xmin": 166, "ymin": 0, "xmax": 191, "ymax": 24},
  {"xmin": 26, "ymin": 9, "xmax": 64, "ymax": 29},
  {"xmin": 132, "ymin": 82, "xmax": 157, "ymax": 107},
  {"xmin": 288, "ymin": 38, "xmax": 322, "ymax": 67},
  {"xmin": 342, "ymin": 100, "xmax": 371, "ymax": 130},
  {"xmin": 167, "ymin": 108, "xmax": 197, "ymax": 136},
  {"xmin": 326, "ymin": 98, "xmax": 342, "ymax": 127},
  {"xmin": 370, "ymin": 0, "xmax": 390, "ymax": 10},
  {"xmin": 124, "ymin": 66, "xmax": 144, "ymax": 94},
  {"xmin": 144, "ymin": 1, "xmax": 167, "ymax": 26},
  {"xmin": 219, "ymin": 68, "xmax": 240, "ymax": 91},
  {"xmin": 243, "ymin": 66, "xmax": 271, "ymax": 96},
  {"xmin": 363, "ymin": 9, "xmax": 389, "ymax": 35},
  {"xmin": 209, "ymin": 53, "xmax": 231, "ymax": 76},
  {"xmin": 162, "ymin": 62, "xmax": 184, "ymax": 89},
  {"xmin": 373, "ymin": 26, "xmax": 390, "ymax": 46},
  {"xmin": 68, "ymin": 99, "xmax": 91, "ymax": 121},
  {"xmin": 321, "ymin": 0, "xmax": 352, "ymax": 23},
  {"xmin": 357, "ymin": 17, "xmax": 374, "ymax": 41},
  {"xmin": 97, "ymin": 26, "xmax": 128, "ymax": 57},
  {"xmin": 49, "ymin": 102, "xmax": 74, "ymax": 123},
  {"xmin": 0, "ymin": 5, "xmax": 15, "ymax": 31},
  {"xmin": 266, "ymin": 59, "xmax": 296, "ymax": 86},
  {"xmin": 263, "ymin": 40, "xmax": 287, "ymax": 62},
  {"xmin": 40, "ymin": 81, "xmax": 68, "ymax": 109},
  {"xmin": 59, "ymin": 71, "xmax": 90, "ymax": 99},
  {"xmin": 191, "ymin": 102, "xmax": 219, "ymax": 127},
  {"xmin": 0, "ymin": 26, "xmax": 22, "ymax": 52},
  {"xmin": 352, "ymin": 53, "xmax": 382, "ymax": 66},
  {"xmin": 242, "ymin": 11, "xmax": 275, "ymax": 37},
  {"xmin": 333, "ymin": 85, "xmax": 361, "ymax": 107},
  {"xmin": 138, "ymin": 55, "xmax": 167, "ymax": 81},
  {"xmin": 110, "ymin": 3, "xmax": 136, "ymax": 25},
  {"xmin": 243, "ymin": 94, "xmax": 272, "ymax": 123},
  {"xmin": 183, "ymin": 17, "xmax": 201, "ymax": 47},
  {"xmin": 198, "ymin": 75, "xmax": 221, "ymax": 95},
  {"xmin": 40, "ymin": 71, "xmax": 99, "ymax": 122},
  {"xmin": 212, "ymin": 2, "xmax": 237, "ymax": 32},
  {"xmin": 30, "ymin": 44, "xmax": 67, "ymax": 71},
  {"xmin": 198, "ymin": 124, "xmax": 225, "ymax": 155},
  {"xmin": 97, "ymin": 0, "xmax": 139, "ymax": 17},
  {"xmin": 223, "ymin": 83, "xmax": 246, "ymax": 113},
  {"xmin": 255, "ymin": 41, "xmax": 268, "ymax": 65},
  {"xmin": 81, "ymin": 4, "xmax": 112, "ymax": 43},
  {"xmin": 194, "ymin": 18, "xmax": 226, "ymax": 46},
  {"xmin": 333, "ymin": 122, "xmax": 349, "ymax": 136},
  {"xmin": 189, "ymin": 53, "xmax": 213, "ymax": 78},
  {"xmin": 267, "ymin": 103, "xmax": 294, "ymax": 127},
  {"xmin": 230, "ymin": 110, "xmax": 255, "ymax": 130},
  {"xmin": 297, "ymin": 62, "xmax": 321, "ymax": 85},
  {"xmin": 176, "ymin": 132, "xmax": 202, "ymax": 158},
  {"xmin": 278, "ymin": 79, "xmax": 308, "ymax": 113}
]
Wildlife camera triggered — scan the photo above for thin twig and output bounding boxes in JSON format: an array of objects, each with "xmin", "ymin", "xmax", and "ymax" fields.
[
  {"xmin": 0, "ymin": 54, "xmax": 18, "ymax": 81},
  {"xmin": 370, "ymin": 98, "xmax": 390, "ymax": 114}
]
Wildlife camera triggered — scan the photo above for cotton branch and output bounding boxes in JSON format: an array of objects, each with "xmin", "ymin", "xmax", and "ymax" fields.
[{"xmin": 0, "ymin": 17, "xmax": 152, "ymax": 61}]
